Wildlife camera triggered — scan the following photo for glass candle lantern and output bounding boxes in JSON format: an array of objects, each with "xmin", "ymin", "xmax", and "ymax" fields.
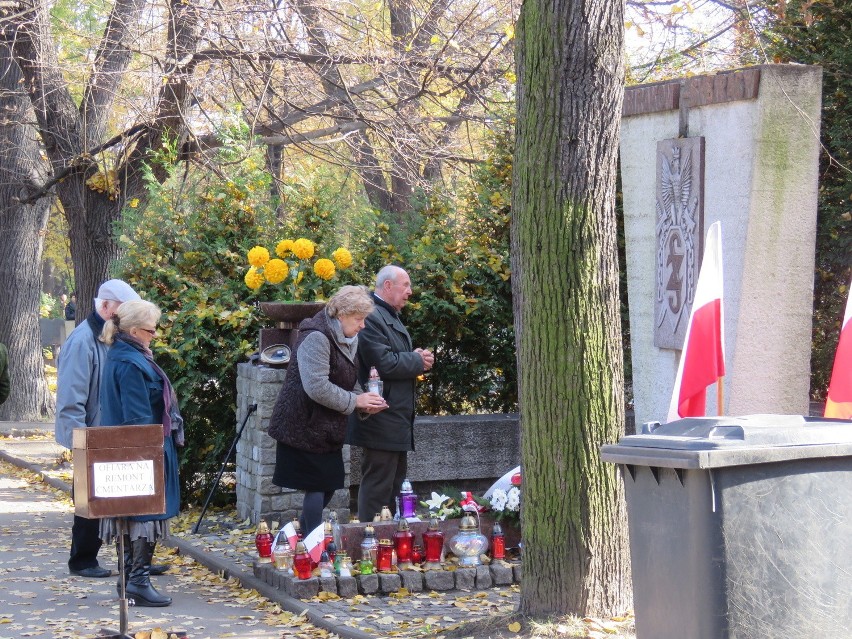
[
  {"xmin": 338, "ymin": 553, "xmax": 353, "ymax": 577},
  {"xmin": 360, "ymin": 524, "xmax": 379, "ymax": 564},
  {"xmin": 293, "ymin": 541, "xmax": 312, "ymax": 579},
  {"xmin": 325, "ymin": 540, "xmax": 337, "ymax": 566},
  {"xmin": 328, "ymin": 510, "xmax": 342, "ymax": 548},
  {"xmin": 318, "ymin": 551, "xmax": 333, "ymax": 578},
  {"xmin": 400, "ymin": 478, "xmax": 417, "ymax": 519},
  {"xmin": 422, "ymin": 517, "xmax": 445, "ymax": 569},
  {"xmin": 377, "ymin": 539, "xmax": 394, "ymax": 572},
  {"xmin": 272, "ymin": 536, "xmax": 294, "ymax": 572},
  {"xmin": 393, "ymin": 518, "xmax": 414, "ymax": 568},
  {"xmin": 360, "ymin": 557, "xmax": 374, "ymax": 574},
  {"xmin": 255, "ymin": 520, "xmax": 273, "ymax": 564},
  {"xmin": 448, "ymin": 513, "xmax": 489, "ymax": 567},
  {"xmin": 323, "ymin": 520, "xmax": 334, "ymax": 550},
  {"xmin": 491, "ymin": 521, "xmax": 506, "ymax": 561}
]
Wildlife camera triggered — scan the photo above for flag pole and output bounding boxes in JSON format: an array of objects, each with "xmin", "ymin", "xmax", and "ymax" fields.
[{"xmin": 716, "ymin": 377, "xmax": 725, "ymax": 416}]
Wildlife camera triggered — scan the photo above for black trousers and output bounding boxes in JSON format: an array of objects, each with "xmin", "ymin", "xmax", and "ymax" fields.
[
  {"xmin": 357, "ymin": 448, "xmax": 407, "ymax": 522},
  {"xmin": 69, "ymin": 500, "xmax": 103, "ymax": 571}
]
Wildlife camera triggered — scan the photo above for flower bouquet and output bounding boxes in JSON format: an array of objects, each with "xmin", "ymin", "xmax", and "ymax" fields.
[{"xmin": 487, "ymin": 471, "xmax": 521, "ymax": 523}]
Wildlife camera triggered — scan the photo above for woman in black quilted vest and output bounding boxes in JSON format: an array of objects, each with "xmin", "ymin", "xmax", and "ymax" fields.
[{"xmin": 268, "ymin": 285, "xmax": 388, "ymax": 534}]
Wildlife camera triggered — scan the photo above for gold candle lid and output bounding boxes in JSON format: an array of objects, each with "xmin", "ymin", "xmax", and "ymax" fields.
[{"xmin": 256, "ymin": 520, "xmax": 270, "ymax": 534}]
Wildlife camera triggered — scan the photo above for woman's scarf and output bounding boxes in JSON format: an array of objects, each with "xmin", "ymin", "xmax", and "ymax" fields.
[{"xmin": 115, "ymin": 333, "xmax": 185, "ymax": 446}]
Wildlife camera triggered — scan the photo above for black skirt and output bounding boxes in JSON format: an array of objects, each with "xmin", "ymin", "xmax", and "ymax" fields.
[{"xmin": 272, "ymin": 442, "xmax": 344, "ymax": 492}]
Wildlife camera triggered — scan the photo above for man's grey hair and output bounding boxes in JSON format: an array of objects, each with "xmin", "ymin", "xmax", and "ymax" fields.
[{"xmin": 376, "ymin": 265, "xmax": 404, "ymax": 290}]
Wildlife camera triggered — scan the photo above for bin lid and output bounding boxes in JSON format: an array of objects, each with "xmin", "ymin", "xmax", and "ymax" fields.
[{"xmin": 601, "ymin": 414, "xmax": 852, "ymax": 469}]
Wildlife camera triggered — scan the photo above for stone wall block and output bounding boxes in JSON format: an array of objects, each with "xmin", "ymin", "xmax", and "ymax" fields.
[
  {"xmin": 378, "ymin": 573, "xmax": 401, "ymax": 594},
  {"xmin": 357, "ymin": 573, "xmax": 379, "ymax": 595},
  {"xmin": 475, "ymin": 565, "xmax": 493, "ymax": 589},
  {"xmin": 490, "ymin": 562, "xmax": 514, "ymax": 585},
  {"xmin": 454, "ymin": 567, "xmax": 476, "ymax": 591},
  {"xmin": 337, "ymin": 575, "xmax": 358, "ymax": 598},
  {"xmin": 319, "ymin": 576, "xmax": 338, "ymax": 593},
  {"xmin": 285, "ymin": 576, "xmax": 319, "ymax": 599},
  {"xmin": 423, "ymin": 570, "xmax": 455, "ymax": 591},
  {"xmin": 399, "ymin": 570, "xmax": 424, "ymax": 592}
]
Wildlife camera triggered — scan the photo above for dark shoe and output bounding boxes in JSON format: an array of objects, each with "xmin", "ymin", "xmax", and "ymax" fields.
[
  {"xmin": 70, "ymin": 566, "xmax": 111, "ymax": 578},
  {"xmin": 125, "ymin": 538, "xmax": 171, "ymax": 607}
]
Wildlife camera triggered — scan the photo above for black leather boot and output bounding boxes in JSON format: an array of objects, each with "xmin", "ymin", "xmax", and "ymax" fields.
[
  {"xmin": 148, "ymin": 540, "xmax": 168, "ymax": 576},
  {"xmin": 125, "ymin": 538, "xmax": 171, "ymax": 607},
  {"xmin": 115, "ymin": 535, "xmax": 132, "ymax": 595}
]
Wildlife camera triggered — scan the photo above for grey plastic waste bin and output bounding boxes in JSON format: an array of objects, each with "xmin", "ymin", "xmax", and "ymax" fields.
[{"xmin": 601, "ymin": 414, "xmax": 852, "ymax": 639}]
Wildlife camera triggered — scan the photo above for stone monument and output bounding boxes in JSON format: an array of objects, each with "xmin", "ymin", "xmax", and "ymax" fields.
[{"xmin": 620, "ymin": 64, "xmax": 823, "ymax": 426}]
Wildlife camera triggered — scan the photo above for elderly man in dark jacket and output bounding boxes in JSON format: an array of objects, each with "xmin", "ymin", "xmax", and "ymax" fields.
[{"xmin": 348, "ymin": 265, "xmax": 434, "ymax": 521}]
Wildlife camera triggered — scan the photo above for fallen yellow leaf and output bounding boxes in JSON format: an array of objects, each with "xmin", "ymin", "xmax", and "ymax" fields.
[{"xmin": 508, "ymin": 621, "xmax": 521, "ymax": 632}]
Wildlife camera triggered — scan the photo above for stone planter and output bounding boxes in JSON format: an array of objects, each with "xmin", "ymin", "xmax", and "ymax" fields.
[
  {"xmin": 259, "ymin": 301, "xmax": 325, "ymax": 328},
  {"xmin": 258, "ymin": 301, "xmax": 327, "ymax": 363}
]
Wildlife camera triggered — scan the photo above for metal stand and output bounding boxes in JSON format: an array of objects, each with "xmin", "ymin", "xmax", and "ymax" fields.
[
  {"xmin": 192, "ymin": 403, "xmax": 258, "ymax": 534},
  {"xmin": 98, "ymin": 518, "xmax": 133, "ymax": 639}
]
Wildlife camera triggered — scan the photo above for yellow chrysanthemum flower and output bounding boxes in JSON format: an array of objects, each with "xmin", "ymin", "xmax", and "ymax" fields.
[
  {"xmin": 244, "ymin": 267, "xmax": 265, "ymax": 290},
  {"xmin": 292, "ymin": 238, "xmax": 315, "ymax": 260},
  {"xmin": 332, "ymin": 247, "xmax": 353, "ymax": 269},
  {"xmin": 275, "ymin": 239, "xmax": 294, "ymax": 257},
  {"xmin": 247, "ymin": 246, "xmax": 270, "ymax": 268},
  {"xmin": 313, "ymin": 258, "xmax": 336, "ymax": 281},
  {"xmin": 264, "ymin": 258, "xmax": 288, "ymax": 284}
]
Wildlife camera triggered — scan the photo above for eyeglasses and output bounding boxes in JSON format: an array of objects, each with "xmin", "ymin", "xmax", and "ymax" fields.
[{"xmin": 139, "ymin": 328, "xmax": 157, "ymax": 336}]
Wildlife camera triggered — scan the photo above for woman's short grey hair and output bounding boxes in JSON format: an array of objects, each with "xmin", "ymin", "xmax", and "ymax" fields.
[
  {"xmin": 101, "ymin": 300, "xmax": 162, "ymax": 345},
  {"xmin": 326, "ymin": 285, "xmax": 374, "ymax": 319}
]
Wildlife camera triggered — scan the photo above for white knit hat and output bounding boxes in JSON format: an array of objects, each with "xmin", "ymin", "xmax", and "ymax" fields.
[{"xmin": 96, "ymin": 279, "xmax": 141, "ymax": 303}]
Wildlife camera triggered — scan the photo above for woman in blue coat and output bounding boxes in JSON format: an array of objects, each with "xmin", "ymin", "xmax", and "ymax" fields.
[{"xmin": 99, "ymin": 300, "xmax": 183, "ymax": 607}]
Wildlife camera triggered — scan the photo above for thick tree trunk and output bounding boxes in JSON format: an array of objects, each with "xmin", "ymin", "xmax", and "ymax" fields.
[
  {"xmin": 511, "ymin": 0, "xmax": 631, "ymax": 618},
  {"xmin": 0, "ymin": 45, "xmax": 54, "ymax": 421},
  {"xmin": 59, "ymin": 185, "xmax": 124, "ymax": 321}
]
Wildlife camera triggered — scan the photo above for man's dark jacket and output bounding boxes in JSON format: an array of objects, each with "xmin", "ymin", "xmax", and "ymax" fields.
[{"xmin": 346, "ymin": 294, "xmax": 424, "ymax": 451}]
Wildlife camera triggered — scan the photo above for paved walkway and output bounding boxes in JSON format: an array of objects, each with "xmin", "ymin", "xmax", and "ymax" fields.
[{"xmin": 0, "ymin": 422, "xmax": 519, "ymax": 639}]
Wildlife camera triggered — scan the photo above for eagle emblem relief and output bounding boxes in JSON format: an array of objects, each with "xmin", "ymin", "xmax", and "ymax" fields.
[{"xmin": 654, "ymin": 138, "xmax": 705, "ymax": 350}]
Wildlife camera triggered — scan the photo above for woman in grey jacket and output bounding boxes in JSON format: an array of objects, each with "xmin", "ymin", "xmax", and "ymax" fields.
[{"xmin": 268, "ymin": 286, "xmax": 387, "ymax": 535}]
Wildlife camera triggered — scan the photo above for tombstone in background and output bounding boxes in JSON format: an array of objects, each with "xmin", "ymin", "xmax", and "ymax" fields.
[{"xmin": 620, "ymin": 64, "xmax": 823, "ymax": 426}]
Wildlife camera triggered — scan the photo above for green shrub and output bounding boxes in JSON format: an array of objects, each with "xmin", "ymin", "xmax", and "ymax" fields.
[{"xmin": 115, "ymin": 139, "xmax": 272, "ymax": 504}]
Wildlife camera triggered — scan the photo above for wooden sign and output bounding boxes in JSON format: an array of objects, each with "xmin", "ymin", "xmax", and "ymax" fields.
[{"xmin": 72, "ymin": 424, "xmax": 165, "ymax": 518}]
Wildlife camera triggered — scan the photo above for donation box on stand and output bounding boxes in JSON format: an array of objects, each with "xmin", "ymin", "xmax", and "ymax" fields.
[{"xmin": 72, "ymin": 424, "xmax": 165, "ymax": 518}]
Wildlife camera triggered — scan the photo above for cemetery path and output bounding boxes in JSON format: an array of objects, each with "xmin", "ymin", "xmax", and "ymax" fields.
[{"xmin": 0, "ymin": 423, "xmax": 522, "ymax": 639}]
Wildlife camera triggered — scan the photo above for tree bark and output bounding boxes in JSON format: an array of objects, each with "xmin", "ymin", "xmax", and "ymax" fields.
[
  {"xmin": 511, "ymin": 0, "xmax": 631, "ymax": 618},
  {"xmin": 0, "ymin": 44, "xmax": 54, "ymax": 421}
]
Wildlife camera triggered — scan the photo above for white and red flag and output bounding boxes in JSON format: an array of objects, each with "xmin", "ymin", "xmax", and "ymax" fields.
[
  {"xmin": 667, "ymin": 221, "xmax": 726, "ymax": 422},
  {"xmin": 302, "ymin": 523, "xmax": 327, "ymax": 563},
  {"xmin": 824, "ymin": 279, "xmax": 852, "ymax": 420},
  {"xmin": 275, "ymin": 520, "xmax": 325, "ymax": 563},
  {"xmin": 278, "ymin": 520, "xmax": 300, "ymax": 549}
]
